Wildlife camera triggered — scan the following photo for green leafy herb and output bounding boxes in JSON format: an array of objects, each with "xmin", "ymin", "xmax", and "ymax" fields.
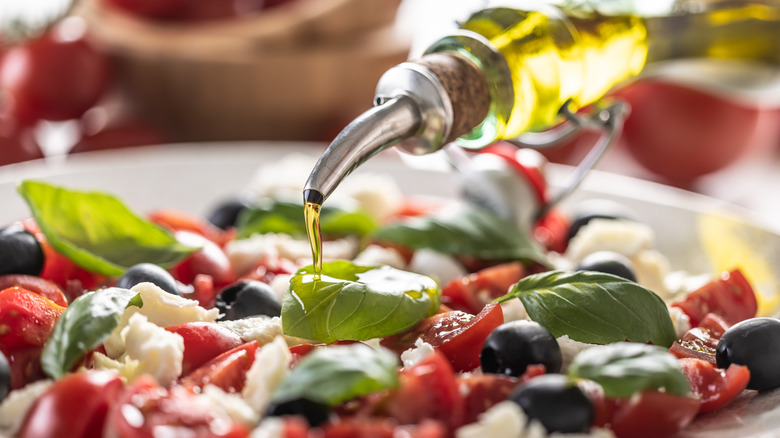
[
  {"xmin": 41, "ymin": 288, "xmax": 138, "ymax": 379},
  {"xmin": 568, "ymin": 342, "xmax": 691, "ymax": 398},
  {"xmin": 282, "ymin": 261, "xmax": 440, "ymax": 344},
  {"xmin": 496, "ymin": 270, "xmax": 676, "ymax": 347},
  {"xmin": 373, "ymin": 204, "xmax": 548, "ymax": 265},
  {"xmin": 236, "ymin": 200, "xmax": 377, "ymax": 239},
  {"xmin": 18, "ymin": 181, "xmax": 197, "ymax": 276},
  {"xmin": 273, "ymin": 344, "xmax": 399, "ymax": 406}
]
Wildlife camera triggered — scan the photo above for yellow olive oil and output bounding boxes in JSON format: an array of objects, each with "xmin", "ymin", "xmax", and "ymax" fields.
[{"xmin": 304, "ymin": 201, "xmax": 322, "ymax": 279}]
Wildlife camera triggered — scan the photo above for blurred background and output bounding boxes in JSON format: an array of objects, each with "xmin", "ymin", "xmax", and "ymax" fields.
[{"xmin": 1, "ymin": 0, "xmax": 779, "ymax": 218}]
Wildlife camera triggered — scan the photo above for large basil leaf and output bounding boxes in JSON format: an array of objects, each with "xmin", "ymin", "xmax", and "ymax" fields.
[
  {"xmin": 496, "ymin": 270, "xmax": 676, "ymax": 347},
  {"xmin": 18, "ymin": 181, "xmax": 197, "ymax": 276},
  {"xmin": 373, "ymin": 204, "xmax": 548, "ymax": 265},
  {"xmin": 41, "ymin": 288, "xmax": 139, "ymax": 379},
  {"xmin": 273, "ymin": 344, "xmax": 399, "ymax": 406},
  {"xmin": 236, "ymin": 200, "xmax": 377, "ymax": 239},
  {"xmin": 568, "ymin": 342, "xmax": 691, "ymax": 398},
  {"xmin": 282, "ymin": 261, "xmax": 440, "ymax": 343}
]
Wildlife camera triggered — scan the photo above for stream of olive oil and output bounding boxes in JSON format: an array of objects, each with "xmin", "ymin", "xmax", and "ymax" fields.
[{"xmin": 304, "ymin": 202, "xmax": 323, "ymax": 279}]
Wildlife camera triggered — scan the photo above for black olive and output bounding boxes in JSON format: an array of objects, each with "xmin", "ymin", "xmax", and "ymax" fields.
[
  {"xmin": 509, "ymin": 374, "xmax": 593, "ymax": 434},
  {"xmin": 716, "ymin": 317, "xmax": 780, "ymax": 391},
  {"xmin": 0, "ymin": 225, "xmax": 44, "ymax": 276},
  {"xmin": 206, "ymin": 198, "xmax": 252, "ymax": 230},
  {"xmin": 0, "ymin": 350, "xmax": 10, "ymax": 402},
  {"xmin": 576, "ymin": 251, "xmax": 637, "ymax": 282},
  {"xmin": 116, "ymin": 263, "xmax": 180, "ymax": 295},
  {"xmin": 567, "ymin": 199, "xmax": 638, "ymax": 243},
  {"xmin": 216, "ymin": 280, "xmax": 281, "ymax": 320},
  {"xmin": 265, "ymin": 397, "xmax": 331, "ymax": 427},
  {"xmin": 481, "ymin": 320, "xmax": 562, "ymax": 376}
]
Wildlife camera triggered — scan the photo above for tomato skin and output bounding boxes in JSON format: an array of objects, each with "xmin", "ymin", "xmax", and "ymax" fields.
[
  {"xmin": 108, "ymin": 375, "xmax": 249, "ymax": 438},
  {"xmin": 180, "ymin": 341, "xmax": 258, "ymax": 394},
  {"xmin": 0, "ymin": 274, "xmax": 67, "ymax": 307},
  {"xmin": 101, "ymin": 0, "xmax": 187, "ymax": 20},
  {"xmin": 381, "ymin": 303, "xmax": 504, "ymax": 373},
  {"xmin": 70, "ymin": 119, "xmax": 168, "ymax": 154},
  {"xmin": 0, "ymin": 122, "xmax": 44, "ymax": 166},
  {"xmin": 441, "ymin": 262, "xmax": 524, "ymax": 314},
  {"xmin": 669, "ymin": 313, "xmax": 730, "ymax": 364},
  {"xmin": 458, "ymin": 374, "xmax": 521, "ymax": 425},
  {"xmin": 533, "ymin": 208, "xmax": 570, "ymax": 253},
  {"xmin": 678, "ymin": 358, "xmax": 750, "ymax": 414},
  {"xmin": 170, "ymin": 231, "xmax": 236, "ymax": 289},
  {"xmin": 0, "ymin": 31, "xmax": 111, "ymax": 124},
  {"xmin": 609, "ymin": 391, "xmax": 700, "ymax": 438},
  {"xmin": 7, "ymin": 346, "xmax": 45, "ymax": 390},
  {"xmin": 0, "ymin": 287, "xmax": 65, "ymax": 352},
  {"xmin": 671, "ymin": 269, "xmax": 757, "ymax": 328},
  {"xmin": 18, "ymin": 370, "xmax": 123, "ymax": 438},
  {"xmin": 166, "ymin": 321, "xmax": 244, "ymax": 376}
]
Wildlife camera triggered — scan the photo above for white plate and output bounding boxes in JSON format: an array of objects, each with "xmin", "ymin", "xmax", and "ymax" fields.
[{"xmin": 1, "ymin": 142, "xmax": 779, "ymax": 437}]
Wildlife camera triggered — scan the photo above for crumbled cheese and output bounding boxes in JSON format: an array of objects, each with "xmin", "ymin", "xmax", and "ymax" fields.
[
  {"xmin": 269, "ymin": 274, "xmax": 292, "ymax": 302},
  {"xmin": 0, "ymin": 379, "xmax": 53, "ymax": 435},
  {"xmin": 565, "ymin": 219, "xmax": 654, "ymax": 264},
  {"xmin": 632, "ymin": 249, "xmax": 673, "ymax": 299},
  {"xmin": 250, "ymin": 417, "xmax": 285, "ymax": 438},
  {"xmin": 557, "ymin": 335, "xmax": 596, "ymax": 373},
  {"xmin": 242, "ymin": 336, "xmax": 291, "ymax": 415},
  {"xmin": 198, "ymin": 385, "xmax": 259, "ymax": 426},
  {"xmin": 217, "ymin": 316, "xmax": 306, "ymax": 346},
  {"xmin": 97, "ymin": 313, "xmax": 184, "ymax": 386},
  {"xmin": 408, "ymin": 249, "xmax": 467, "ymax": 286},
  {"xmin": 353, "ymin": 244, "xmax": 407, "ymax": 270},
  {"xmin": 400, "ymin": 338, "xmax": 435, "ymax": 369},
  {"xmin": 668, "ymin": 306, "xmax": 692, "ymax": 340},
  {"xmin": 330, "ymin": 173, "xmax": 404, "ymax": 221},
  {"xmin": 226, "ymin": 233, "xmax": 358, "ymax": 274},
  {"xmin": 104, "ymin": 282, "xmax": 218, "ymax": 358},
  {"xmin": 500, "ymin": 299, "xmax": 528, "ymax": 323},
  {"xmin": 456, "ymin": 401, "xmax": 529, "ymax": 438}
]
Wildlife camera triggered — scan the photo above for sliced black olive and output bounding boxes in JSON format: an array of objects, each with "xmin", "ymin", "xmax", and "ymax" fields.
[
  {"xmin": 481, "ymin": 320, "xmax": 562, "ymax": 376},
  {"xmin": 116, "ymin": 263, "xmax": 179, "ymax": 295},
  {"xmin": 216, "ymin": 280, "xmax": 281, "ymax": 320},
  {"xmin": 716, "ymin": 317, "xmax": 780, "ymax": 391},
  {"xmin": 509, "ymin": 374, "xmax": 593, "ymax": 434},
  {"xmin": 0, "ymin": 350, "xmax": 10, "ymax": 402},
  {"xmin": 0, "ymin": 225, "xmax": 44, "ymax": 276},
  {"xmin": 206, "ymin": 198, "xmax": 252, "ymax": 230},
  {"xmin": 567, "ymin": 199, "xmax": 638, "ymax": 243},
  {"xmin": 265, "ymin": 397, "xmax": 331, "ymax": 427},
  {"xmin": 576, "ymin": 251, "xmax": 637, "ymax": 282}
]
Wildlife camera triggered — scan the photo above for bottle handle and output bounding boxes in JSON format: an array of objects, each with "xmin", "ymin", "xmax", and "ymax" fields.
[{"xmin": 506, "ymin": 99, "xmax": 630, "ymax": 221}]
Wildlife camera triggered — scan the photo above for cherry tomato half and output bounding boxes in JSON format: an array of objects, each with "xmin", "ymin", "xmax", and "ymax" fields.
[
  {"xmin": 669, "ymin": 313, "xmax": 731, "ymax": 364},
  {"xmin": 166, "ymin": 321, "xmax": 244, "ymax": 376},
  {"xmin": 170, "ymin": 230, "xmax": 236, "ymax": 289},
  {"xmin": 671, "ymin": 269, "xmax": 757, "ymax": 328},
  {"xmin": 0, "ymin": 287, "xmax": 64, "ymax": 352},
  {"xmin": 609, "ymin": 391, "xmax": 700, "ymax": 438},
  {"xmin": 441, "ymin": 262, "xmax": 525, "ymax": 315},
  {"xmin": 678, "ymin": 358, "xmax": 750, "ymax": 414},
  {"xmin": 0, "ymin": 274, "xmax": 68, "ymax": 307},
  {"xmin": 180, "ymin": 341, "xmax": 259, "ymax": 394}
]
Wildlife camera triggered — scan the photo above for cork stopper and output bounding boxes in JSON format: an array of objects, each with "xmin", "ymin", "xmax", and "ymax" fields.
[{"xmin": 412, "ymin": 53, "xmax": 490, "ymax": 144}]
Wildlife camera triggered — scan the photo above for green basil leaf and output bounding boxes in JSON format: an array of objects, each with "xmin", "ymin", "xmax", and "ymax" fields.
[
  {"xmin": 496, "ymin": 270, "xmax": 676, "ymax": 347},
  {"xmin": 273, "ymin": 344, "xmax": 399, "ymax": 406},
  {"xmin": 568, "ymin": 342, "xmax": 691, "ymax": 398},
  {"xmin": 41, "ymin": 288, "xmax": 138, "ymax": 379},
  {"xmin": 373, "ymin": 204, "xmax": 548, "ymax": 265},
  {"xmin": 282, "ymin": 261, "xmax": 440, "ymax": 344},
  {"xmin": 236, "ymin": 200, "xmax": 377, "ymax": 239},
  {"xmin": 18, "ymin": 181, "xmax": 197, "ymax": 276}
]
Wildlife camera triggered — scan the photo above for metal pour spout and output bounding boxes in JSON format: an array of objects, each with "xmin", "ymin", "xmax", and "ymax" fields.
[{"xmin": 303, "ymin": 52, "xmax": 491, "ymax": 205}]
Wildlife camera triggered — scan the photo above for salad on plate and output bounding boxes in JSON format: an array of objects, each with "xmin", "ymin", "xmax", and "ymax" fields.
[{"xmin": 0, "ymin": 145, "xmax": 776, "ymax": 438}]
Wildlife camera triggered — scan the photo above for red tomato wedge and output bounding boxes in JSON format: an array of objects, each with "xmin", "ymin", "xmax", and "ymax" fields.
[
  {"xmin": 671, "ymin": 269, "xmax": 757, "ymax": 327},
  {"xmin": 381, "ymin": 303, "xmax": 504, "ymax": 372},
  {"xmin": 0, "ymin": 274, "xmax": 68, "ymax": 307},
  {"xmin": 442, "ymin": 262, "xmax": 524, "ymax": 314},
  {"xmin": 170, "ymin": 231, "xmax": 236, "ymax": 289},
  {"xmin": 166, "ymin": 322, "xmax": 244, "ymax": 376},
  {"xmin": 18, "ymin": 370, "xmax": 123, "ymax": 438},
  {"xmin": 458, "ymin": 374, "xmax": 521, "ymax": 425},
  {"xmin": 609, "ymin": 391, "xmax": 700, "ymax": 438},
  {"xmin": 180, "ymin": 341, "xmax": 258, "ymax": 394},
  {"xmin": 678, "ymin": 358, "xmax": 751, "ymax": 414},
  {"xmin": 0, "ymin": 286, "xmax": 65, "ymax": 352},
  {"xmin": 670, "ymin": 313, "xmax": 731, "ymax": 364}
]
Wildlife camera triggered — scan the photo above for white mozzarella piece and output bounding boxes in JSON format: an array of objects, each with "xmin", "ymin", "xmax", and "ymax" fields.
[
  {"xmin": 408, "ymin": 249, "xmax": 467, "ymax": 286},
  {"xmin": 0, "ymin": 379, "xmax": 53, "ymax": 435},
  {"xmin": 242, "ymin": 336, "xmax": 292, "ymax": 415},
  {"xmin": 353, "ymin": 245, "xmax": 407, "ymax": 270},
  {"xmin": 400, "ymin": 338, "xmax": 435, "ymax": 369}
]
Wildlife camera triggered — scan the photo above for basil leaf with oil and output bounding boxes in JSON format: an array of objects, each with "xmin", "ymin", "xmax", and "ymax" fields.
[
  {"xmin": 568, "ymin": 342, "xmax": 691, "ymax": 398},
  {"xmin": 282, "ymin": 261, "xmax": 440, "ymax": 344},
  {"xmin": 236, "ymin": 200, "xmax": 377, "ymax": 239},
  {"xmin": 18, "ymin": 181, "xmax": 197, "ymax": 276},
  {"xmin": 496, "ymin": 270, "xmax": 676, "ymax": 347},
  {"xmin": 373, "ymin": 204, "xmax": 548, "ymax": 265}
]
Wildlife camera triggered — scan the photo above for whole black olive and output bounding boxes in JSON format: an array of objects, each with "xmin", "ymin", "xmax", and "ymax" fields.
[
  {"xmin": 576, "ymin": 251, "xmax": 637, "ymax": 282},
  {"xmin": 0, "ymin": 350, "xmax": 10, "ymax": 402},
  {"xmin": 216, "ymin": 280, "xmax": 281, "ymax": 320},
  {"xmin": 116, "ymin": 263, "xmax": 179, "ymax": 295},
  {"xmin": 206, "ymin": 198, "xmax": 252, "ymax": 230},
  {"xmin": 716, "ymin": 317, "xmax": 780, "ymax": 391},
  {"xmin": 0, "ymin": 225, "xmax": 44, "ymax": 276},
  {"xmin": 481, "ymin": 320, "xmax": 562, "ymax": 376},
  {"xmin": 567, "ymin": 199, "xmax": 638, "ymax": 243},
  {"xmin": 265, "ymin": 397, "xmax": 331, "ymax": 427},
  {"xmin": 509, "ymin": 374, "xmax": 593, "ymax": 434}
]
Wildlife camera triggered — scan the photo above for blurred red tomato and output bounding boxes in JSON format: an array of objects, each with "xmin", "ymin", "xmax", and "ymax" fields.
[
  {"xmin": 0, "ymin": 27, "xmax": 111, "ymax": 124},
  {"xmin": 0, "ymin": 122, "xmax": 43, "ymax": 166},
  {"xmin": 69, "ymin": 119, "xmax": 168, "ymax": 154},
  {"xmin": 100, "ymin": 0, "xmax": 188, "ymax": 20},
  {"xmin": 102, "ymin": 0, "xmax": 266, "ymax": 21},
  {"xmin": 612, "ymin": 79, "xmax": 763, "ymax": 186}
]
